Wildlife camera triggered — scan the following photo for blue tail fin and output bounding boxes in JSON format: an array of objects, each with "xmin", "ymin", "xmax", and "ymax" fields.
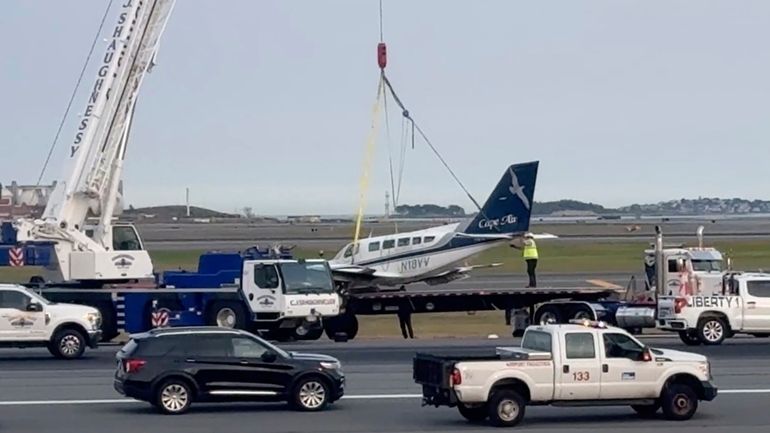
[{"xmin": 463, "ymin": 161, "xmax": 539, "ymax": 235}]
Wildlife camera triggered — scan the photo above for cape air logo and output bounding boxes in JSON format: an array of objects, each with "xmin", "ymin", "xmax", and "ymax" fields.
[
  {"xmin": 112, "ymin": 254, "xmax": 135, "ymax": 270},
  {"xmin": 507, "ymin": 166, "xmax": 530, "ymax": 210},
  {"xmin": 478, "ymin": 214, "xmax": 518, "ymax": 230}
]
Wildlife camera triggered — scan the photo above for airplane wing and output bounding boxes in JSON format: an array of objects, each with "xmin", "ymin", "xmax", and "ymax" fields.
[
  {"xmin": 422, "ymin": 263, "xmax": 503, "ymax": 286},
  {"xmin": 329, "ymin": 263, "xmax": 401, "ymax": 280},
  {"xmin": 454, "ymin": 232, "xmax": 558, "ymax": 240}
]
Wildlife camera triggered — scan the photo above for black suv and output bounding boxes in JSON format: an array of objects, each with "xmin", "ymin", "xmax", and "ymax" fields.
[{"xmin": 114, "ymin": 327, "xmax": 344, "ymax": 414}]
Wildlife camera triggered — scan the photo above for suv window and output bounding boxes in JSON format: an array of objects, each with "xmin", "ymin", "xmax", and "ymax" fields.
[
  {"xmin": 747, "ymin": 280, "xmax": 770, "ymax": 298},
  {"xmin": 229, "ymin": 336, "xmax": 268, "ymax": 358},
  {"xmin": 522, "ymin": 330, "xmax": 552, "ymax": 352},
  {"xmin": 603, "ymin": 333, "xmax": 644, "ymax": 360},
  {"xmin": 0, "ymin": 290, "xmax": 31, "ymax": 310},
  {"xmin": 565, "ymin": 333, "xmax": 596, "ymax": 359},
  {"xmin": 254, "ymin": 264, "xmax": 280, "ymax": 289},
  {"xmin": 173, "ymin": 334, "xmax": 230, "ymax": 357}
]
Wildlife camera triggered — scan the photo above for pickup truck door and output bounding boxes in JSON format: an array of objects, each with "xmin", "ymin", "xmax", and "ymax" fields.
[
  {"xmin": 558, "ymin": 331, "xmax": 601, "ymax": 400},
  {"xmin": 599, "ymin": 332, "xmax": 659, "ymax": 399},
  {"xmin": 0, "ymin": 289, "xmax": 47, "ymax": 341},
  {"xmin": 742, "ymin": 280, "xmax": 770, "ymax": 331}
]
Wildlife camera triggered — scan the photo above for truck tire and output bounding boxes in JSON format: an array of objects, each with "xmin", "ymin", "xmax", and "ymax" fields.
[
  {"xmin": 458, "ymin": 403, "xmax": 488, "ymax": 422},
  {"xmin": 324, "ymin": 313, "xmax": 359, "ymax": 340},
  {"xmin": 298, "ymin": 326, "xmax": 324, "ymax": 341},
  {"xmin": 661, "ymin": 384, "xmax": 698, "ymax": 421},
  {"xmin": 697, "ymin": 316, "xmax": 727, "ymax": 345},
  {"xmin": 487, "ymin": 389, "xmax": 526, "ymax": 427},
  {"xmin": 48, "ymin": 328, "xmax": 87, "ymax": 359},
  {"xmin": 207, "ymin": 302, "xmax": 247, "ymax": 329},
  {"xmin": 568, "ymin": 304, "xmax": 594, "ymax": 321},
  {"xmin": 534, "ymin": 305, "xmax": 563, "ymax": 325},
  {"xmin": 678, "ymin": 330, "xmax": 702, "ymax": 346},
  {"xmin": 631, "ymin": 403, "xmax": 660, "ymax": 418}
]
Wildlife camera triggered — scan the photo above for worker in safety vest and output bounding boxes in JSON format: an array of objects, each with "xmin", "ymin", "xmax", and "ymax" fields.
[{"xmin": 511, "ymin": 233, "xmax": 538, "ymax": 288}]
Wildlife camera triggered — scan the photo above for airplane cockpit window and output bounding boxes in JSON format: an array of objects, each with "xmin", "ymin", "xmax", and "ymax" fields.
[
  {"xmin": 368, "ymin": 242, "xmax": 381, "ymax": 252},
  {"xmin": 383, "ymin": 240, "xmax": 395, "ymax": 249},
  {"xmin": 343, "ymin": 243, "xmax": 359, "ymax": 258},
  {"xmin": 424, "ymin": 236, "xmax": 436, "ymax": 243},
  {"xmin": 397, "ymin": 238, "xmax": 410, "ymax": 247},
  {"xmin": 412, "ymin": 237, "xmax": 422, "ymax": 245}
]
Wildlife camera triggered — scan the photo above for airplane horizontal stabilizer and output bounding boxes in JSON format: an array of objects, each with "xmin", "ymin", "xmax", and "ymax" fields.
[{"xmin": 454, "ymin": 232, "xmax": 558, "ymax": 240}]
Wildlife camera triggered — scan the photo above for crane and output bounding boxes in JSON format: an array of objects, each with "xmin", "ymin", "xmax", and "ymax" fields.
[{"xmin": 12, "ymin": 0, "xmax": 176, "ymax": 283}]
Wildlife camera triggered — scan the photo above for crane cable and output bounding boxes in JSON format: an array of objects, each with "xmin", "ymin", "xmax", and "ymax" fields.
[{"xmin": 36, "ymin": 0, "xmax": 115, "ymax": 186}]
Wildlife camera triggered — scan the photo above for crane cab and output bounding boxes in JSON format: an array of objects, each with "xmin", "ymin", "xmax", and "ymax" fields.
[{"xmin": 83, "ymin": 223, "xmax": 146, "ymax": 252}]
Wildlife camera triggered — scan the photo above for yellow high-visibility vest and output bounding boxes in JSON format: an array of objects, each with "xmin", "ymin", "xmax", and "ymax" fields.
[{"xmin": 523, "ymin": 239, "xmax": 538, "ymax": 259}]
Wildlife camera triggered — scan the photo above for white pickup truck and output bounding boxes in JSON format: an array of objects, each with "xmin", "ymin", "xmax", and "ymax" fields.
[
  {"xmin": 658, "ymin": 272, "xmax": 770, "ymax": 345},
  {"xmin": 0, "ymin": 284, "xmax": 102, "ymax": 359},
  {"xmin": 413, "ymin": 321, "xmax": 717, "ymax": 427}
]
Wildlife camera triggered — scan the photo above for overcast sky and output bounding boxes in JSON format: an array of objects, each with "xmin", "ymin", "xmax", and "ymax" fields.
[{"xmin": 2, "ymin": 1, "xmax": 769, "ymax": 215}]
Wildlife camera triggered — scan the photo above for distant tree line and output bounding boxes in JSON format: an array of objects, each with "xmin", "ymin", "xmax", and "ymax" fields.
[{"xmin": 395, "ymin": 204, "xmax": 466, "ymax": 217}]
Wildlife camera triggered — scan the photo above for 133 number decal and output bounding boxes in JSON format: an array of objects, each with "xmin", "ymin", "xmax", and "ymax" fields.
[{"xmin": 573, "ymin": 371, "xmax": 590, "ymax": 381}]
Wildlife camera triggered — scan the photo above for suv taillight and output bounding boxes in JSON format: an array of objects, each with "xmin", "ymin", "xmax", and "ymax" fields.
[
  {"xmin": 124, "ymin": 359, "xmax": 146, "ymax": 374},
  {"xmin": 450, "ymin": 368, "xmax": 462, "ymax": 386},
  {"xmin": 674, "ymin": 297, "xmax": 688, "ymax": 314}
]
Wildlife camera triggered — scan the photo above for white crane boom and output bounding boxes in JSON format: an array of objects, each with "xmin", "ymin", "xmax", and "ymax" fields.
[{"xmin": 15, "ymin": 0, "xmax": 176, "ymax": 282}]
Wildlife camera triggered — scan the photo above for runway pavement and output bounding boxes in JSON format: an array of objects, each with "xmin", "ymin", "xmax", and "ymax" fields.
[{"xmin": 1, "ymin": 337, "xmax": 770, "ymax": 432}]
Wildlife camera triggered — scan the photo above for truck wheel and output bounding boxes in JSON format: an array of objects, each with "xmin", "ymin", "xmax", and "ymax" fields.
[
  {"xmin": 324, "ymin": 313, "xmax": 359, "ymax": 340},
  {"xmin": 569, "ymin": 305, "xmax": 594, "ymax": 321},
  {"xmin": 631, "ymin": 403, "xmax": 660, "ymax": 418},
  {"xmin": 487, "ymin": 389, "xmax": 526, "ymax": 427},
  {"xmin": 458, "ymin": 403, "xmax": 488, "ymax": 422},
  {"xmin": 661, "ymin": 384, "xmax": 698, "ymax": 421},
  {"xmin": 298, "ymin": 326, "xmax": 324, "ymax": 341},
  {"xmin": 678, "ymin": 330, "xmax": 702, "ymax": 346},
  {"xmin": 697, "ymin": 317, "xmax": 726, "ymax": 345},
  {"xmin": 48, "ymin": 328, "xmax": 86, "ymax": 359},
  {"xmin": 534, "ymin": 305, "xmax": 563, "ymax": 325},
  {"xmin": 207, "ymin": 302, "xmax": 247, "ymax": 329}
]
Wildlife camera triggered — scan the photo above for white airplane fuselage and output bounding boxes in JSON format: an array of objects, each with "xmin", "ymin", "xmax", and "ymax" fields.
[{"xmin": 330, "ymin": 223, "xmax": 506, "ymax": 287}]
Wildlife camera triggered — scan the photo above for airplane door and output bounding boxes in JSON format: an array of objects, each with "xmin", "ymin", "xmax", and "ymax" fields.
[{"xmin": 241, "ymin": 262, "xmax": 284, "ymax": 315}]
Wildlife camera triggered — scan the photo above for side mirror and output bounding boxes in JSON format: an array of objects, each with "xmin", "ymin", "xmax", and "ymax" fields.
[
  {"xmin": 26, "ymin": 302, "xmax": 43, "ymax": 312},
  {"xmin": 261, "ymin": 351, "xmax": 278, "ymax": 363}
]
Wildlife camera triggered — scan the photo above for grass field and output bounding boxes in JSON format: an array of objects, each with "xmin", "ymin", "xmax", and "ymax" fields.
[{"xmin": 3, "ymin": 240, "xmax": 768, "ymax": 339}]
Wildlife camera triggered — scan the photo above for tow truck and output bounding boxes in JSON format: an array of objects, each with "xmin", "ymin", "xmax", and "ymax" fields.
[
  {"xmin": 413, "ymin": 320, "xmax": 717, "ymax": 427},
  {"xmin": 658, "ymin": 271, "xmax": 770, "ymax": 345}
]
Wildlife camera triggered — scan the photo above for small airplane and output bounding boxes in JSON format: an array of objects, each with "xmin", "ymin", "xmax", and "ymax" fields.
[{"xmin": 329, "ymin": 161, "xmax": 555, "ymax": 290}]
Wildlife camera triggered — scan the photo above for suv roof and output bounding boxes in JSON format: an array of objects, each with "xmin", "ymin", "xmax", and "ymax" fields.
[{"xmin": 131, "ymin": 326, "xmax": 252, "ymax": 339}]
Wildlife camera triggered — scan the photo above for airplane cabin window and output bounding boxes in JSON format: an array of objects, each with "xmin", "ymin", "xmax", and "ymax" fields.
[
  {"xmin": 412, "ymin": 237, "xmax": 422, "ymax": 245},
  {"xmin": 397, "ymin": 238, "xmax": 410, "ymax": 247},
  {"xmin": 424, "ymin": 236, "xmax": 436, "ymax": 243},
  {"xmin": 368, "ymin": 242, "xmax": 381, "ymax": 252},
  {"xmin": 383, "ymin": 240, "xmax": 395, "ymax": 249}
]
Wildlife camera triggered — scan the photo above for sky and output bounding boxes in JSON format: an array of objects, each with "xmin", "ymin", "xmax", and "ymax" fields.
[{"xmin": 1, "ymin": 0, "xmax": 770, "ymax": 216}]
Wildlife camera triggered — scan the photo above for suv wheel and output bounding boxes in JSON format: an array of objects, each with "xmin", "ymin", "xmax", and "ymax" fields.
[
  {"xmin": 458, "ymin": 403, "xmax": 488, "ymax": 422},
  {"xmin": 292, "ymin": 377, "xmax": 330, "ymax": 411},
  {"xmin": 661, "ymin": 384, "xmax": 698, "ymax": 421},
  {"xmin": 487, "ymin": 389, "xmax": 526, "ymax": 427},
  {"xmin": 48, "ymin": 328, "xmax": 86, "ymax": 359},
  {"xmin": 156, "ymin": 380, "xmax": 192, "ymax": 415},
  {"xmin": 698, "ymin": 317, "xmax": 727, "ymax": 345}
]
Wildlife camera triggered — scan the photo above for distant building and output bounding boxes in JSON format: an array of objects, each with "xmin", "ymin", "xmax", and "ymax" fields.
[{"xmin": 286, "ymin": 215, "xmax": 321, "ymax": 224}]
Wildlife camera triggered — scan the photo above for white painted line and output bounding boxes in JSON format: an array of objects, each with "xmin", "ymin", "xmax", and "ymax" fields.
[{"xmin": 0, "ymin": 389, "xmax": 768, "ymax": 406}]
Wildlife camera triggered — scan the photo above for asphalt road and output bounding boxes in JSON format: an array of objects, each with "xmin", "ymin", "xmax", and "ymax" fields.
[{"xmin": 1, "ymin": 337, "xmax": 769, "ymax": 432}]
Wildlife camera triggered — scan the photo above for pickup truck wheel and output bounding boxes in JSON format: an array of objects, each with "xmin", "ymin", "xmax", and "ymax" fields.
[
  {"xmin": 48, "ymin": 328, "xmax": 86, "ymax": 359},
  {"xmin": 678, "ymin": 330, "xmax": 702, "ymax": 346},
  {"xmin": 487, "ymin": 390, "xmax": 526, "ymax": 427},
  {"xmin": 661, "ymin": 384, "xmax": 698, "ymax": 421},
  {"xmin": 457, "ymin": 403, "xmax": 488, "ymax": 422},
  {"xmin": 698, "ymin": 317, "xmax": 726, "ymax": 345},
  {"xmin": 631, "ymin": 403, "xmax": 660, "ymax": 418}
]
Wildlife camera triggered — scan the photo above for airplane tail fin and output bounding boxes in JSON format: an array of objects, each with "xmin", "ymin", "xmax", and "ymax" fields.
[{"xmin": 462, "ymin": 161, "xmax": 539, "ymax": 235}]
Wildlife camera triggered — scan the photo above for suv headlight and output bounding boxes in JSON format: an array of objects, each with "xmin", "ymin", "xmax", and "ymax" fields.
[
  {"xmin": 320, "ymin": 360, "xmax": 341, "ymax": 371},
  {"xmin": 85, "ymin": 312, "xmax": 102, "ymax": 329}
]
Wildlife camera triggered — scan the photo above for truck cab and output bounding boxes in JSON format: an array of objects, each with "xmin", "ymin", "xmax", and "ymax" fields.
[
  {"xmin": 658, "ymin": 272, "xmax": 770, "ymax": 345},
  {"xmin": 414, "ymin": 321, "xmax": 716, "ymax": 427},
  {"xmin": 644, "ymin": 247, "xmax": 724, "ymax": 298}
]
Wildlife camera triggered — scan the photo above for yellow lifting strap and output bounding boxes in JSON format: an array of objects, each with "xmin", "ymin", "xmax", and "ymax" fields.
[{"xmin": 352, "ymin": 75, "xmax": 385, "ymax": 250}]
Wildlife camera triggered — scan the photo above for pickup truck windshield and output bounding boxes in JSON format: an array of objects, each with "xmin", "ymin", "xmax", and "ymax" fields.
[
  {"xmin": 279, "ymin": 262, "xmax": 334, "ymax": 294},
  {"xmin": 522, "ymin": 330, "xmax": 552, "ymax": 352}
]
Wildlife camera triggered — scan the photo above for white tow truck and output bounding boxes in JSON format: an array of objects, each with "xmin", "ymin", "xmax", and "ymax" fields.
[
  {"xmin": 658, "ymin": 272, "xmax": 770, "ymax": 345},
  {"xmin": 414, "ymin": 320, "xmax": 717, "ymax": 427},
  {"xmin": 0, "ymin": 284, "xmax": 102, "ymax": 359}
]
